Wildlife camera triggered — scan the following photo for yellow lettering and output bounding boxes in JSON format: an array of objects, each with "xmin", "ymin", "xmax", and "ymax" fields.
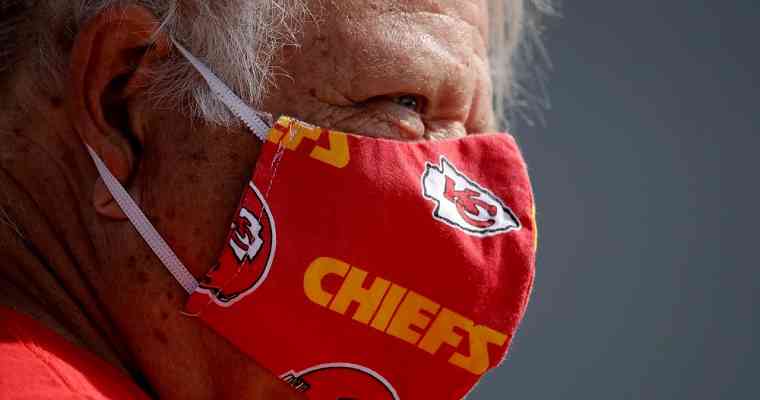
[
  {"xmin": 449, "ymin": 325, "xmax": 508, "ymax": 375},
  {"xmin": 370, "ymin": 284, "xmax": 408, "ymax": 332},
  {"xmin": 386, "ymin": 291, "xmax": 440, "ymax": 345},
  {"xmin": 303, "ymin": 255, "xmax": 511, "ymax": 376},
  {"xmin": 281, "ymin": 122, "xmax": 321, "ymax": 151},
  {"xmin": 418, "ymin": 307, "xmax": 471, "ymax": 355},
  {"xmin": 303, "ymin": 257, "xmax": 350, "ymax": 307},
  {"xmin": 330, "ymin": 266, "xmax": 390, "ymax": 323},
  {"xmin": 267, "ymin": 125, "xmax": 286, "ymax": 144},
  {"xmin": 310, "ymin": 131, "xmax": 350, "ymax": 168},
  {"xmin": 266, "ymin": 117, "xmax": 350, "ymax": 168}
]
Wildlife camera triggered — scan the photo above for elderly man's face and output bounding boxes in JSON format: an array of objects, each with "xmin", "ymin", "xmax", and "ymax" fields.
[{"xmin": 120, "ymin": 0, "xmax": 494, "ymax": 280}]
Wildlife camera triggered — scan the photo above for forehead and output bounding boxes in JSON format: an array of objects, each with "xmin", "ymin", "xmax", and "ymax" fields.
[{"xmin": 311, "ymin": 0, "xmax": 490, "ymax": 39}]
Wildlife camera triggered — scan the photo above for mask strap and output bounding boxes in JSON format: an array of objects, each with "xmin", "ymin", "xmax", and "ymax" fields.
[
  {"xmin": 84, "ymin": 40, "xmax": 269, "ymax": 295},
  {"xmin": 171, "ymin": 39, "xmax": 271, "ymax": 141},
  {"xmin": 85, "ymin": 145, "xmax": 199, "ymax": 294}
]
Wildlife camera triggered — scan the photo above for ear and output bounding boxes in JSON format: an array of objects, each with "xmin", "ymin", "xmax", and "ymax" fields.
[{"xmin": 67, "ymin": 5, "xmax": 170, "ymax": 219}]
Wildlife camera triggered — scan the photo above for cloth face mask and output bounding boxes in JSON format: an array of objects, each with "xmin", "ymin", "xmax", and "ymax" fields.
[{"xmin": 87, "ymin": 41, "xmax": 538, "ymax": 400}]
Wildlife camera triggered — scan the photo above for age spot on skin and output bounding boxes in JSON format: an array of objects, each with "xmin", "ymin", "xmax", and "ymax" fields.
[
  {"xmin": 137, "ymin": 271, "xmax": 149, "ymax": 284},
  {"xmin": 147, "ymin": 214, "xmax": 161, "ymax": 225},
  {"xmin": 153, "ymin": 328, "xmax": 169, "ymax": 345},
  {"xmin": 166, "ymin": 206, "xmax": 176, "ymax": 221},
  {"xmin": 188, "ymin": 150, "xmax": 209, "ymax": 163},
  {"xmin": 50, "ymin": 96, "xmax": 63, "ymax": 108},
  {"xmin": 61, "ymin": 149, "xmax": 77, "ymax": 168}
]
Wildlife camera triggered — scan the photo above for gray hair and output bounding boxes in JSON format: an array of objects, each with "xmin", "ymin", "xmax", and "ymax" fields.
[{"xmin": 0, "ymin": 0, "xmax": 555, "ymax": 129}]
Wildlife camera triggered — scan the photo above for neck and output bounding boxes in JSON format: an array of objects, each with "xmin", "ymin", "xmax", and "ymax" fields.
[
  {"xmin": 0, "ymin": 104, "xmax": 304, "ymax": 399},
  {"xmin": 0, "ymin": 104, "xmax": 144, "ymax": 384}
]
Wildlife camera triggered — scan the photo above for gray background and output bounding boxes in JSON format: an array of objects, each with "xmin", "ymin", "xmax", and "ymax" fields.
[{"xmin": 472, "ymin": 1, "xmax": 758, "ymax": 399}]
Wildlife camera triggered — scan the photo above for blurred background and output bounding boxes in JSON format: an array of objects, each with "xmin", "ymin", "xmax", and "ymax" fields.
[{"xmin": 472, "ymin": 1, "xmax": 758, "ymax": 399}]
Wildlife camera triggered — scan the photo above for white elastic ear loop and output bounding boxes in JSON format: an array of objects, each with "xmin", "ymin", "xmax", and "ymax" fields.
[
  {"xmin": 84, "ymin": 42, "xmax": 269, "ymax": 295},
  {"xmin": 171, "ymin": 38, "xmax": 271, "ymax": 142},
  {"xmin": 86, "ymin": 145, "xmax": 199, "ymax": 294}
]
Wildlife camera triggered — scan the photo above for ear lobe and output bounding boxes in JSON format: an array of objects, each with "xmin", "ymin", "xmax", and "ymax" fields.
[{"xmin": 67, "ymin": 5, "xmax": 170, "ymax": 219}]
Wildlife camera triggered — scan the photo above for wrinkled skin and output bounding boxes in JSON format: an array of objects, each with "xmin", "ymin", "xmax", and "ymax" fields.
[
  {"xmin": 266, "ymin": 1, "xmax": 494, "ymax": 140},
  {"xmin": 0, "ymin": 0, "xmax": 495, "ymax": 398}
]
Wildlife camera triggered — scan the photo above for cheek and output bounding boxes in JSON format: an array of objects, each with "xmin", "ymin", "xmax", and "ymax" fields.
[
  {"xmin": 467, "ymin": 61, "xmax": 496, "ymax": 132},
  {"xmin": 261, "ymin": 45, "xmax": 346, "ymax": 120},
  {"xmin": 261, "ymin": 9, "xmax": 365, "ymax": 119},
  {"xmin": 142, "ymin": 124, "xmax": 262, "ymax": 279}
]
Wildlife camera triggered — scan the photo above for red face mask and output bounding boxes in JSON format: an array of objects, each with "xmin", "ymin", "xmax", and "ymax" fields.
[{"xmin": 87, "ymin": 41, "xmax": 538, "ymax": 399}]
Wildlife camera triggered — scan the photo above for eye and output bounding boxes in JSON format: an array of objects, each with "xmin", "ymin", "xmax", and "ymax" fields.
[{"xmin": 391, "ymin": 94, "xmax": 426, "ymax": 113}]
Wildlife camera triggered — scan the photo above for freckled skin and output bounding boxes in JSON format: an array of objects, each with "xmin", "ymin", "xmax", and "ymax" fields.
[{"xmin": 0, "ymin": 1, "xmax": 498, "ymax": 399}]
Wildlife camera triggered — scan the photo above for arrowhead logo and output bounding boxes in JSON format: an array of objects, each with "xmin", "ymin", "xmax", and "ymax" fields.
[
  {"xmin": 422, "ymin": 156, "xmax": 520, "ymax": 236},
  {"xmin": 229, "ymin": 207, "xmax": 265, "ymax": 264},
  {"xmin": 197, "ymin": 182, "xmax": 276, "ymax": 306}
]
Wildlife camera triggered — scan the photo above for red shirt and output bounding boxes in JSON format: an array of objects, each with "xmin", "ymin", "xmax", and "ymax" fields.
[{"xmin": 0, "ymin": 306, "xmax": 149, "ymax": 399}]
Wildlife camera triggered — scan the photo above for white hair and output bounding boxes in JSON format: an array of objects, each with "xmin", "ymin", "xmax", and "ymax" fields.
[{"xmin": 0, "ymin": 0, "xmax": 555, "ymax": 129}]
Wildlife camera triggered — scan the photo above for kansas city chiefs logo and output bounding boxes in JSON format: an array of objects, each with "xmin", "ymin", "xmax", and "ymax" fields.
[
  {"xmin": 197, "ymin": 181, "xmax": 276, "ymax": 306},
  {"xmin": 422, "ymin": 156, "xmax": 520, "ymax": 236}
]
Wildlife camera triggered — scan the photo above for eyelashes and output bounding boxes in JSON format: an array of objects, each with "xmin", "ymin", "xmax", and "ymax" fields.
[
  {"xmin": 391, "ymin": 94, "xmax": 427, "ymax": 113},
  {"xmin": 357, "ymin": 93, "xmax": 427, "ymax": 114}
]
